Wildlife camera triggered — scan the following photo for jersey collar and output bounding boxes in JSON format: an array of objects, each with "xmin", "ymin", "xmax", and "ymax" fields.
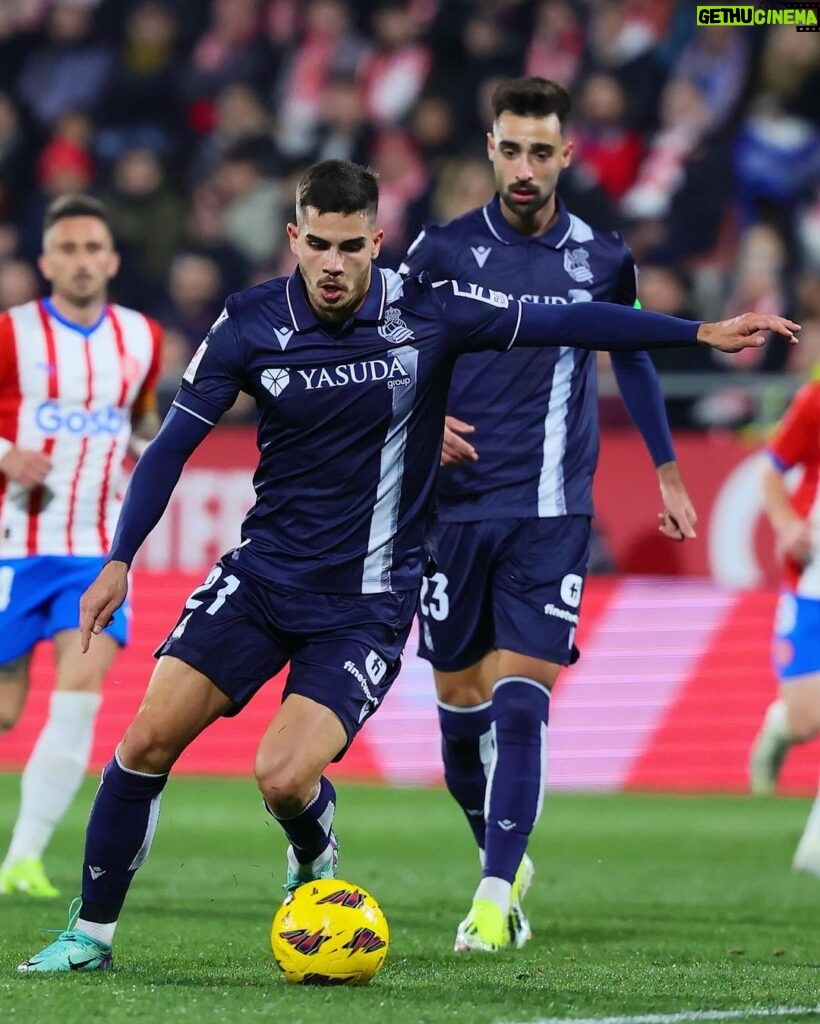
[
  {"xmin": 482, "ymin": 194, "xmax": 574, "ymax": 249},
  {"xmin": 285, "ymin": 266, "xmax": 388, "ymax": 332},
  {"xmin": 41, "ymin": 297, "xmax": 109, "ymax": 337}
]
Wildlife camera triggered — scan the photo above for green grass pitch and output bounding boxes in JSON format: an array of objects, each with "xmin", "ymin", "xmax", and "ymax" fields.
[{"xmin": 2, "ymin": 774, "xmax": 820, "ymax": 1024}]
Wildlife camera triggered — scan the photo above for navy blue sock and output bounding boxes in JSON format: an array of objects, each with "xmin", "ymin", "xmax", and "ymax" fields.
[
  {"xmin": 81, "ymin": 754, "xmax": 168, "ymax": 923},
  {"xmin": 268, "ymin": 776, "xmax": 336, "ymax": 864},
  {"xmin": 483, "ymin": 677, "xmax": 550, "ymax": 883},
  {"xmin": 438, "ymin": 700, "xmax": 493, "ymax": 852}
]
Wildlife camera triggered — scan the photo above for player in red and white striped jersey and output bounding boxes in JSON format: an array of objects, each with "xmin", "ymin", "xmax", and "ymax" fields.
[
  {"xmin": 0, "ymin": 195, "xmax": 161, "ymax": 898},
  {"xmin": 749, "ymin": 381, "xmax": 820, "ymax": 874}
]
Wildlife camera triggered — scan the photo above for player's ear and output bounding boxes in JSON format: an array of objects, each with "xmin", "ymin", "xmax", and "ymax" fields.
[
  {"xmin": 561, "ymin": 137, "xmax": 573, "ymax": 169},
  {"xmin": 37, "ymin": 254, "xmax": 53, "ymax": 283},
  {"xmin": 371, "ymin": 229, "xmax": 384, "ymax": 259},
  {"xmin": 486, "ymin": 132, "xmax": 495, "ymax": 160},
  {"xmin": 286, "ymin": 222, "xmax": 299, "ymax": 255}
]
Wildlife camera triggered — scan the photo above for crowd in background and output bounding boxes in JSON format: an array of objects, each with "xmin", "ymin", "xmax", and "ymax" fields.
[{"xmin": 0, "ymin": 0, "xmax": 818, "ymax": 427}]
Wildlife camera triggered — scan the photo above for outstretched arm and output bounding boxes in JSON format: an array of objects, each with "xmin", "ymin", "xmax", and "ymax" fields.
[
  {"xmin": 438, "ymin": 282, "xmax": 800, "ymax": 355},
  {"xmin": 79, "ymin": 406, "xmax": 212, "ymax": 649},
  {"xmin": 513, "ymin": 303, "xmax": 799, "ymax": 353}
]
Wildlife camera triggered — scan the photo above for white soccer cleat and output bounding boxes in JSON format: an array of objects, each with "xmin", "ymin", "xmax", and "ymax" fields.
[
  {"xmin": 792, "ymin": 835, "xmax": 820, "ymax": 878},
  {"xmin": 748, "ymin": 704, "xmax": 791, "ymax": 796}
]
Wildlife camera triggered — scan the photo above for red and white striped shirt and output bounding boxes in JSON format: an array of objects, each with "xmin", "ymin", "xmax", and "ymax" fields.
[
  {"xmin": 0, "ymin": 299, "xmax": 161, "ymax": 557},
  {"xmin": 768, "ymin": 381, "xmax": 820, "ymax": 598}
]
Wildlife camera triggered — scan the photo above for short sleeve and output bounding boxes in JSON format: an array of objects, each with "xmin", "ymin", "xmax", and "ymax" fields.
[
  {"xmin": 432, "ymin": 279, "xmax": 522, "ymax": 355},
  {"xmin": 399, "ymin": 226, "xmax": 448, "ymax": 279},
  {"xmin": 768, "ymin": 384, "xmax": 820, "ymax": 471},
  {"xmin": 174, "ymin": 305, "xmax": 245, "ymax": 425}
]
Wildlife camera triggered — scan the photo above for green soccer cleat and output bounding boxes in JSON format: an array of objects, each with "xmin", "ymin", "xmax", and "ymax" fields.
[
  {"xmin": 454, "ymin": 898, "xmax": 508, "ymax": 952},
  {"xmin": 0, "ymin": 859, "xmax": 60, "ymax": 899},
  {"xmin": 18, "ymin": 899, "xmax": 112, "ymax": 973},
  {"xmin": 508, "ymin": 853, "xmax": 534, "ymax": 949},
  {"xmin": 283, "ymin": 830, "xmax": 339, "ymax": 893}
]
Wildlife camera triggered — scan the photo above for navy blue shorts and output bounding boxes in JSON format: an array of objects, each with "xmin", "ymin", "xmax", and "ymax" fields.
[
  {"xmin": 154, "ymin": 558, "xmax": 417, "ymax": 757},
  {"xmin": 0, "ymin": 556, "xmax": 129, "ymax": 663},
  {"xmin": 417, "ymin": 515, "xmax": 591, "ymax": 672}
]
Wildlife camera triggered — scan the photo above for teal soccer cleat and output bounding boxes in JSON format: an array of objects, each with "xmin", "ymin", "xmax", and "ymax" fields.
[
  {"xmin": 284, "ymin": 830, "xmax": 339, "ymax": 893},
  {"xmin": 17, "ymin": 899, "xmax": 113, "ymax": 973}
]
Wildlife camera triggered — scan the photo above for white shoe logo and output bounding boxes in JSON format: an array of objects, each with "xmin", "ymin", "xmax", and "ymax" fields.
[
  {"xmin": 471, "ymin": 245, "xmax": 491, "ymax": 268},
  {"xmin": 89, "ymin": 865, "xmax": 105, "ymax": 880},
  {"xmin": 498, "ymin": 819, "xmax": 517, "ymax": 831}
]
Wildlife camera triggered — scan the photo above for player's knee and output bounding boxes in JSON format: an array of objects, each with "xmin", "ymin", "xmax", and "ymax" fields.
[
  {"xmin": 255, "ymin": 756, "xmax": 315, "ymax": 815},
  {"xmin": 0, "ymin": 711, "xmax": 20, "ymax": 734},
  {"xmin": 436, "ymin": 679, "xmax": 486, "ymax": 706},
  {"xmin": 119, "ymin": 721, "xmax": 179, "ymax": 775}
]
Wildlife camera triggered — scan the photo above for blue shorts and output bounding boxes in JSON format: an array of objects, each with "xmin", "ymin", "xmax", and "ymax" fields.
[
  {"xmin": 773, "ymin": 592, "xmax": 820, "ymax": 679},
  {"xmin": 0, "ymin": 555, "xmax": 130, "ymax": 664},
  {"xmin": 154, "ymin": 558, "xmax": 418, "ymax": 758},
  {"xmin": 417, "ymin": 515, "xmax": 591, "ymax": 671}
]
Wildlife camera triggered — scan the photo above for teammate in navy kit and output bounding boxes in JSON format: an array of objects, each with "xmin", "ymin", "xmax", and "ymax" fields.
[
  {"xmin": 16, "ymin": 159, "xmax": 798, "ymax": 971},
  {"xmin": 400, "ymin": 77, "xmax": 698, "ymax": 953}
]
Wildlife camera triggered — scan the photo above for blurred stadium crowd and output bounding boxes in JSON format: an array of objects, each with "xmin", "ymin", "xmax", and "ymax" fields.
[{"xmin": 0, "ymin": 0, "xmax": 818, "ymax": 426}]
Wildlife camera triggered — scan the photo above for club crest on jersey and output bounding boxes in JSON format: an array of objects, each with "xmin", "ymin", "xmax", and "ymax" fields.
[
  {"xmin": 260, "ymin": 367, "xmax": 290, "ymax": 397},
  {"xmin": 378, "ymin": 306, "xmax": 414, "ymax": 344},
  {"xmin": 564, "ymin": 247, "xmax": 593, "ymax": 284},
  {"xmin": 471, "ymin": 245, "xmax": 491, "ymax": 268}
]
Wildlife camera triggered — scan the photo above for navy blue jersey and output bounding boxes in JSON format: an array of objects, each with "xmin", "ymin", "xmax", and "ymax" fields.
[
  {"xmin": 401, "ymin": 195, "xmax": 652, "ymax": 521},
  {"xmin": 174, "ymin": 268, "xmax": 521, "ymax": 595},
  {"xmin": 121, "ymin": 264, "xmax": 695, "ymax": 596}
]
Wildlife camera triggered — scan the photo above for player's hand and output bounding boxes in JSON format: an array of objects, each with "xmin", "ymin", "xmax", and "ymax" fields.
[
  {"xmin": 79, "ymin": 560, "xmax": 129, "ymax": 653},
  {"xmin": 0, "ymin": 448, "xmax": 52, "ymax": 488},
  {"xmin": 441, "ymin": 416, "xmax": 478, "ymax": 467},
  {"xmin": 697, "ymin": 314, "xmax": 800, "ymax": 353},
  {"xmin": 779, "ymin": 517, "xmax": 813, "ymax": 565},
  {"xmin": 657, "ymin": 461, "xmax": 697, "ymax": 541}
]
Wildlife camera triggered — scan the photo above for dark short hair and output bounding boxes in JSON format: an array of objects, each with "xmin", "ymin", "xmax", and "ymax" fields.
[
  {"xmin": 491, "ymin": 77, "xmax": 572, "ymax": 129},
  {"xmin": 43, "ymin": 194, "xmax": 111, "ymax": 233},
  {"xmin": 295, "ymin": 160, "xmax": 379, "ymax": 222}
]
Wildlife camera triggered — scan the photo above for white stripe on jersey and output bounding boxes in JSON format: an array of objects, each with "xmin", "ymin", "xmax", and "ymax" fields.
[
  {"xmin": 537, "ymin": 347, "xmax": 575, "ymax": 517},
  {"xmin": 0, "ymin": 301, "xmax": 156, "ymax": 557},
  {"xmin": 797, "ymin": 487, "xmax": 820, "ymax": 598},
  {"xmin": 361, "ymin": 345, "xmax": 419, "ymax": 594}
]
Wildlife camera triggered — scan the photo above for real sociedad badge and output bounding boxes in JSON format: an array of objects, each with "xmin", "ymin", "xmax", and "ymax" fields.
[
  {"xmin": 378, "ymin": 307, "xmax": 415, "ymax": 344},
  {"xmin": 564, "ymin": 247, "xmax": 593, "ymax": 284}
]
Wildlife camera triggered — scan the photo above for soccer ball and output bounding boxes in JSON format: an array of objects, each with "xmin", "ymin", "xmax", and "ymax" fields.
[{"xmin": 271, "ymin": 878, "xmax": 389, "ymax": 985}]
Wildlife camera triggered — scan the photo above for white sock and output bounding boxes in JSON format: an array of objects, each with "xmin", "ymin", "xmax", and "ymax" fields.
[
  {"xmin": 3, "ymin": 691, "xmax": 101, "ymax": 866},
  {"xmin": 800, "ymin": 780, "xmax": 820, "ymax": 845},
  {"xmin": 76, "ymin": 917, "xmax": 117, "ymax": 947},
  {"xmin": 474, "ymin": 876, "xmax": 512, "ymax": 915},
  {"xmin": 763, "ymin": 699, "xmax": 792, "ymax": 744}
]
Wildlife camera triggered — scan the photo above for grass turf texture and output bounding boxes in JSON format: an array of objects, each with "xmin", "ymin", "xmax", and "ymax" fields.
[{"xmin": 2, "ymin": 775, "xmax": 820, "ymax": 1024}]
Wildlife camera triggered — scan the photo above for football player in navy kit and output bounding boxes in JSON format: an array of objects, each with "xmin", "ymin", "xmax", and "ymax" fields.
[
  {"xmin": 17, "ymin": 159, "xmax": 798, "ymax": 971},
  {"xmin": 400, "ymin": 77, "xmax": 700, "ymax": 952}
]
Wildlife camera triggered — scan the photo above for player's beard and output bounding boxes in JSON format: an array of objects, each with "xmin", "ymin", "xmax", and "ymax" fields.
[
  {"xmin": 499, "ymin": 185, "xmax": 551, "ymax": 223},
  {"xmin": 65, "ymin": 274, "xmax": 102, "ymax": 308}
]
